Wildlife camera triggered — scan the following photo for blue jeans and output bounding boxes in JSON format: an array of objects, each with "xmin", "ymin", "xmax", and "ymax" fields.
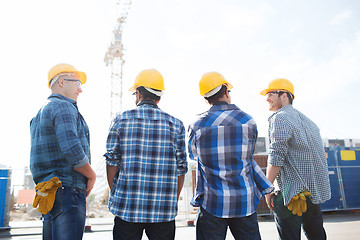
[
  {"xmin": 42, "ymin": 186, "xmax": 87, "ymax": 240},
  {"xmin": 273, "ymin": 191, "xmax": 326, "ymax": 240},
  {"xmin": 196, "ymin": 206, "xmax": 261, "ymax": 240},
  {"xmin": 113, "ymin": 216, "xmax": 175, "ymax": 240}
]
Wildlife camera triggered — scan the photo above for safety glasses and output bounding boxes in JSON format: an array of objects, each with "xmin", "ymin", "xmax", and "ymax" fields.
[{"xmin": 64, "ymin": 79, "xmax": 82, "ymax": 88}]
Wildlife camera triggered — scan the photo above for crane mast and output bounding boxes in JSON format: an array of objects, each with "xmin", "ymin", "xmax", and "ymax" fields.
[
  {"xmin": 104, "ymin": 0, "xmax": 132, "ymax": 118},
  {"xmin": 96, "ymin": 0, "xmax": 132, "ymax": 207}
]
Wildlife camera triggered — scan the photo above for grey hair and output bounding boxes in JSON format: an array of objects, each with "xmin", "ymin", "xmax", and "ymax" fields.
[{"xmin": 49, "ymin": 73, "xmax": 72, "ymax": 88}]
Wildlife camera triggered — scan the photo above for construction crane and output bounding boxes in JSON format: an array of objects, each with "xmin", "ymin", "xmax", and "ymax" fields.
[
  {"xmin": 104, "ymin": 0, "xmax": 132, "ymax": 118},
  {"xmin": 97, "ymin": 0, "xmax": 132, "ymax": 207}
]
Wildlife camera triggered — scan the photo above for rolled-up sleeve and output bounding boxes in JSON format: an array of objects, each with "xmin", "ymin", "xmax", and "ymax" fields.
[
  {"xmin": 268, "ymin": 115, "xmax": 292, "ymax": 166},
  {"xmin": 252, "ymin": 159, "xmax": 274, "ymax": 196},
  {"xmin": 53, "ymin": 102, "xmax": 89, "ymax": 167},
  {"xmin": 187, "ymin": 125, "xmax": 198, "ymax": 161},
  {"xmin": 176, "ymin": 124, "xmax": 188, "ymax": 176},
  {"xmin": 104, "ymin": 120, "xmax": 121, "ymax": 167}
]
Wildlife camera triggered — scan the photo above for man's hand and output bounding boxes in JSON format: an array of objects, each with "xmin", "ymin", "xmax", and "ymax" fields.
[
  {"xmin": 85, "ymin": 177, "xmax": 96, "ymax": 198},
  {"xmin": 265, "ymin": 192, "xmax": 275, "ymax": 210},
  {"xmin": 265, "ymin": 164, "xmax": 281, "ymax": 211},
  {"xmin": 74, "ymin": 163, "xmax": 96, "ymax": 198},
  {"xmin": 177, "ymin": 175, "xmax": 185, "ymax": 201}
]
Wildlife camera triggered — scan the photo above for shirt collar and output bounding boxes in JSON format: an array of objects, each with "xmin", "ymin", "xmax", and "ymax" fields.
[
  {"xmin": 137, "ymin": 100, "xmax": 158, "ymax": 108},
  {"xmin": 209, "ymin": 103, "xmax": 240, "ymax": 112},
  {"xmin": 269, "ymin": 104, "xmax": 293, "ymax": 120},
  {"xmin": 213, "ymin": 101, "xmax": 229, "ymax": 105},
  {"xmin": 48, "ymin": 93, "xmax": 77, "ymax": 106}
]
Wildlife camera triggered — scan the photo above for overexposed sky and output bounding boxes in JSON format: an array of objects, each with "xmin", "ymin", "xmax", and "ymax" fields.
[{"xmin": 1, "ymin": 0, "xmax": 360, "ymax": 178}]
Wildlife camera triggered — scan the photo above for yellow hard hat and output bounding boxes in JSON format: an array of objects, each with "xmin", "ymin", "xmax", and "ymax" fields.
[
  {"xmin": 260, "ymin": 78, "xmax": 295, "ymax": 98},
  {"xmin": 199, "ymin": 72, "xmax": 233, "ymax": 96},
  {"xmin": 48, "ymin": 63, "xmax": 87, "ymax": 88},
  {"xmin": 129, "ymin": 69, "xmax": 165, "ymax": 92}
]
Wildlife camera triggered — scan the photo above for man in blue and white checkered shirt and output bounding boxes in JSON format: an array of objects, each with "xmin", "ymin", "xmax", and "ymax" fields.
[
  {"xmin": 261, "ymin": 78, "xmax": 331, "ymax": 240},
  {"xmin": 188, "ymin": 72, "xmax": 274, "ymax": 240},
  {"xmin": 104, "ymin": 69, "xmax": 187, "ymax": 240}
]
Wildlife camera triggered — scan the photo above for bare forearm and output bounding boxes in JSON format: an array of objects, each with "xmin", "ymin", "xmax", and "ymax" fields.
[
  {"xmin": 106, "ymin": 165, "xmax": 119, "ymax": 189},
  {"xmin": 177, "ymin": 175, "xmax": 185, "ymax": 201},
  {"xmin": 266, "ymin": 164, "xmax": 281, "ymax": 184},
  {"xmin": 74, "ymin": 163, "xmax": 96, "ymax": 197},
  {"xmin": 265, "ymin": 164, "xmax": 281, "ymax": 210},
  {"xmin": 74, "ymin": 163, "xmax": 96, "ymax": 180}
]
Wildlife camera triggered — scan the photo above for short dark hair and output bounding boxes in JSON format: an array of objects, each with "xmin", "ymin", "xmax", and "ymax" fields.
[
  {"xmin": 204, "ymin": 85, "xmax": 227, "ymax": 105},
  {"xmin": 137, "ymin": 86, "xmax": 161, "ymax": 102},
  {"xmin": 277, "ymin": 91, "xmax": 293, "ymax": 104}
]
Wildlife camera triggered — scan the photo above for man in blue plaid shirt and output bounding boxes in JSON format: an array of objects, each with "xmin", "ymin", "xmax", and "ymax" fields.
[
  {"xmin": 188, "ymin": 72, "xmax": 274, "ymax": 240},
  {"xmin": 30, "ymin": 63, "xmax": 96, "ymax": 239},
  {"xmin": 104, "ymin": 69, "xmax": 188, "ymax": 240}
]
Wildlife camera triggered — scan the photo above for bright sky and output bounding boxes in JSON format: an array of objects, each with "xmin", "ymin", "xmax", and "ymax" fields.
[{"xmin": 1, "ymin": 0, "xmax": 360, "ymax": 186}]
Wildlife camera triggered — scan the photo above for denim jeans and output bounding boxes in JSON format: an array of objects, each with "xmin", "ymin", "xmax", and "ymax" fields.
[
  {"xmin": 42, "ymin": 186, "xmax": 87, "ymax": 240},
  {"xmin": 113, "ymin": 216, "xmax": 175, "ymax": 240},
  {"xmin": 196, "ymin": 206, "xmax": 261, "ymax": 240},
  {"xmin": 273, "ymin": 191, "xmax": 326, "ymax": 240}
]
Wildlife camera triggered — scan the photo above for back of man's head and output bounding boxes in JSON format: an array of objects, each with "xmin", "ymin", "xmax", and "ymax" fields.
[
  {"xmin": 204, "ymin": 85, "xmax": 228, "ymax": 105},
  {"xmin": 137, "ymin": 86, "xmax": 161, "ymax": 102}
]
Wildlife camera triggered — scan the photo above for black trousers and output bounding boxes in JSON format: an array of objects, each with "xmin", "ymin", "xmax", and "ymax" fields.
[
  {"xmin": 273, "ymin": 192, "xmax": 326, "ymax": 240},
  {"xmin": 113, "ymin": 216, "xmax": 175, "ymax": 240}
]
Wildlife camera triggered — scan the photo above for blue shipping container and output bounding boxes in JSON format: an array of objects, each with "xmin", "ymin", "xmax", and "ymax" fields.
[
  {"xmin": 0, "ymin": 169, "xmax": 10, "ymax": 229},
  {"xmin": 338, "ymin": 149, "xmax": 360, "ymax": 209},
  {"xmin": 322, "ymin": 147, "xmax": 360, "ymax": 211},
  {"xmin": 321, "ymin": 166, "xmax": 344, "ymax": 211}
]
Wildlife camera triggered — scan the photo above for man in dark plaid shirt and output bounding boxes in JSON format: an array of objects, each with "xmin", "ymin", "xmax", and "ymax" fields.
[
  {"xmin": 188, "ymin": 72, "xmax": 274, "ymax": 240},
  {"xmin": 261, "ymin": 78, "xmax": 331, "ymax": 240},
  {"xmin": 30, "ymin": 63, "xmax": 96, "ymax": 239},
  {"xmin": 105, "ymin": 69, "xmax": 187, "ymax": 240}
]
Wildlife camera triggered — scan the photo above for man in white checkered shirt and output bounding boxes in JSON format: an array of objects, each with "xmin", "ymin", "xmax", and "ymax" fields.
[{"xmin": 260, "ymin": 78, "xmax": 331, "ymax": 240}]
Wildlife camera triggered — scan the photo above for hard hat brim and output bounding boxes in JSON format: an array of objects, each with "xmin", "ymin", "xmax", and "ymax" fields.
[
  {"xmin": 75, "ymin": 71, "xmax": 87, "ymax": 85},
  {"xmin": 129, "ymin": 85, "xmax": 137, "ymax": 92},
  {"xmin": 260, "ymin": 88, "xmax": 295, "ymax": 99},
  {"xmin": 260, "ymin": 89, "xmax": 268, "ymax": 96}
]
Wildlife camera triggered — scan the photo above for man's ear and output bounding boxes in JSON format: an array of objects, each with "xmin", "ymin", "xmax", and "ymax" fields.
[
  {"xmin": 57, "ymin": 78, "xmax": 64, "ymax": 87},
  {"xmin": 225, "ymin": 89, "xmax": 230, "ymax": 98},
  {"xmin": 281, "ymin": 92, "xmax": 289, "ymax": 103},
  {"xmin": 137, "ymin": 90, "xmax": 143, "ymax": 100}
]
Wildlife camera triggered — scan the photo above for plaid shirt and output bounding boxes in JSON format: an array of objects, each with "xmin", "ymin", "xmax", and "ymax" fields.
[
  {"xmin": 268, "ymin": 105, "xmax": 331, "ymax": 205},
  {"xmin": 30, "ymin": 94, "xmax": 90, "ymax": 189},
  {"xmin": 188, "ymin": 103, "xmax": 274, "ymax": 218},
  {"xmin": 104, "ymin": 101, "xmax": 188, "ymax": 223}
]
